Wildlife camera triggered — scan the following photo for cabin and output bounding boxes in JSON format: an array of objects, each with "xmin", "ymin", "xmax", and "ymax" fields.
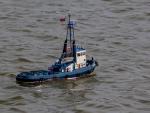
[
  {"xmin": 75, "ymin": 47, "xmax": 86, "ymax": 69},
  {"xmin": 63, "ymin": 47, "xmax": 86, "ymax": 72}
]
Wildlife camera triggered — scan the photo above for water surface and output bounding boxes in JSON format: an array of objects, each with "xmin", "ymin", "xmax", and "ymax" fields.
[{"xmin": 0, "ymin": 0, "xmax": 150, "ymax": 113}]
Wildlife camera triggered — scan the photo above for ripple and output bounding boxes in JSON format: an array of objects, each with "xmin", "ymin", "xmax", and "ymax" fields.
[
  {"xmin": 0, "ymin": 0, "xmax": 150, "ymax": 113},
  {"xmin": 111, "ymin": 7, "xmax": 134, "ymax": 13},
  {"xmin": 138, "ymin": 99, "xmax": 150, "ymax": 105},
  {"xmin": 145, "ymin": 12, "xmax": 150, "ymax": 16},
  {"xmin": 45, "ymin": 54, "xmax": 58, "ymax": 59},
  {"xmin": 13, "ymin": 57, "xmax": 33, "ymax": 63},
  {"xmin": 15, "ymin": 48, "xmax": 26, "ymax": 52},
  {"xmin": 8, "ymin": 28, "xmax": 32, "ymax": 33},
  {"xmin": 9, "ymin": 108, "xmax": 27, "ymax": 113},
  {"xmin": 115, "ymin": 67, "xmax": 126, "ymax": 72},
  {"xmin": 112, "ymin": 41, "xmax": 123, "ymax": 45},
  {"xmin": 0, "ymin": 96, "xmax": 24, "ymax": 106},
  {"xmin": 0, "ymin": 72, "xmax": 16, "ymax": 77},
  {"xmin": 127, "ymin": 14, "xmax": 147, "ymax": 21}
]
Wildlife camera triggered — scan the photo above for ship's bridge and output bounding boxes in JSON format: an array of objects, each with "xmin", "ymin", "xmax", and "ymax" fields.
[{"xmin": 75, "ymin": 47, "xmax": 86, "ymax": 68}]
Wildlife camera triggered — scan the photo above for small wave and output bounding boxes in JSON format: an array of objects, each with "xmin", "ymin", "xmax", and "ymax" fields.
[
  {"xmin": 101, "ymin": 0, "xmax": 113, "ymax": 2},
  {"xmin": 0, "ymin": 72, "xmax": 16, "ymax": 77},
  {"xmin": 139, "ymin": 64, "xmax": 150, "ymax": 69},
  {"xmin": 10, "ymin": 108, "xmax": 27, "ymax": 113},
  {"xmin": 15, "ymin": 48, "xmax": 26, "ymax": 51},
  {"xmin": 14, "ymin": 57, "xmax": 33, "ymax": 63},
  {"xmin": 0, "ymin": 50, "xmax": 5, "ymax": 53},
  {"xmin": 127, "ymin": 14, "xmax": 147, "ymax": 21},
  {"xmin": 0, "ymin": 96, "xmax": 24, "ymax": 106},
  {"xmin": 0, "ymin": 16, "xmax": 9, "ymax": 20},
  {"xmin": 115, "ymin": 67, "xmax": 126, "ymax": 72},
  {"xmin": 45, "ymin": 54, "xmax": 58, "ymax": 59},
  {"xmin": 8, "ymin": 28, "xmax": 32, "ymax": 33},
  {"xmin": 112, "ymin": 41, "xmax": 122, "ymax": 45},
  {"xmin": 4, "ymin": 85, "xmax": 19, "ymax": 90},
  {"xmin": 111, "ymin": 7, "xmax": 134, "ymax": 13},
  {"xmin": 33, "ymin": 35, "xmax": 60, "ymax": 42},
  {"xmin": 145, "ymin": 12, "xmax": 150, "ymax": 16},
  {"xmin": 138, "ymin": 99, "xmax": 150, "ymax": 105},
  {"xmin": 9, "ymin": 96, "xmax": 24, "ymax": 101}
]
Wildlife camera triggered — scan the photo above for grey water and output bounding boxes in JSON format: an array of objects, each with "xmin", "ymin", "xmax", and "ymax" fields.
[{"xmin": 0, "ymin": 0, "xmax": 150, "ymax": 113}]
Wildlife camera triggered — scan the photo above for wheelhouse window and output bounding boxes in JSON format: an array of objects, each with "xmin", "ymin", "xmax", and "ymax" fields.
[
  {"xmin": 77, "ymin": 53, "xmax": 80, "ymax": 56},
  {"xmin": 77, "ymin": 52, "xmax": 86, "ymax": 57},
  {"xmin": 82, "ymin": 52, "xmax": 85, "ymax": 55}
]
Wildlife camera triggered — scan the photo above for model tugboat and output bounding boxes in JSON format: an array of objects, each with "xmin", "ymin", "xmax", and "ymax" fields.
[{"xmin": 16, "ymin": 14, "xmax": 97, "ymax": 82}]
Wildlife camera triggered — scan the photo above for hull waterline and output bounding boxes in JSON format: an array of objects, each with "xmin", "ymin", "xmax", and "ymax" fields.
[{"xmin": 16, "ymin": 60, "xmax": 96, "ymax": 83}]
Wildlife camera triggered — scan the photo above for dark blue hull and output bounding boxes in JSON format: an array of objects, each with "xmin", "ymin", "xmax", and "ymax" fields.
[{"xmin": 16, "ymin": 61, "xmax": 96, "ymax": 83}]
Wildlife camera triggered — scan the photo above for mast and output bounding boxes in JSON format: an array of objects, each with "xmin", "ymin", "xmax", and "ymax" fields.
[
  {"xmin": 68, "ymin": 14, "xmax": 72, "ymax": 47},
  {"xmin": 61, "ymin": 14, "xmax": 76, "ymax": 62}
]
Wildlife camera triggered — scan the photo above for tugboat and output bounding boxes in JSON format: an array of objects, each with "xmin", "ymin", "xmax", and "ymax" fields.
[{"xmin": 16, "ymin": 14, "xmax": 97, "ymax": 83}]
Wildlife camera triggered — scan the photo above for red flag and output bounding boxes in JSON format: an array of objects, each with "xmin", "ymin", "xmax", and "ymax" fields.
[{"xmin": 60, "ymin": 16, "xmax": 66, "ymax": 22}]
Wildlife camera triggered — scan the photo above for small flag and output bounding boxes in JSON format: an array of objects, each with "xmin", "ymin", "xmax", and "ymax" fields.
[
  {"xmin": 69, "ymin": 20, "xmax": 77, "ymax": 28},
  {"xmin": 60, "ymin": 16, "xmax": 66, "ymax": 22}
]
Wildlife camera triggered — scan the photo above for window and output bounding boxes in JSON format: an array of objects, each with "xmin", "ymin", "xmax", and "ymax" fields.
[
  {"xmin": 77, "ymin": 53, "xmax": 80, "ymax": 56},
  {"xmin": 82, "ymin": 52, "xmax": 85, "ymax": 55}
]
